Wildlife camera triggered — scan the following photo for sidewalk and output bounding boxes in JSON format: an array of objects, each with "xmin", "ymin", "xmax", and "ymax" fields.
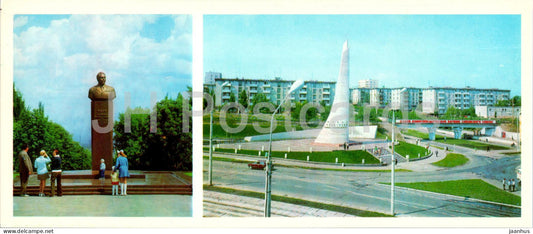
[
  {"xmin": 203, "ymin": 191, "xmax": 355, "ymax": 217},
  {"xmin": 13, "ymin": 194, "xmax": 192, "ymax": 217}
]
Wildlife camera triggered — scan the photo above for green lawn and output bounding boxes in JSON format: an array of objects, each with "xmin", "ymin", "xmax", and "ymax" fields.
[
  {"xmin": 435, "ymin": 138, "xmax": 510, "ymax": 150},
  {"xmin": 392, "ymin": 141, "xmax": 429, "ymax": 159},
  {"xmin": 401, "ymin": 129, "xmax": 431, "ymax": 139},
  {"xmin": 401, "ymin": 129, "xmax": 510, "ymax": 151},
  {"xmin": 432, "ymin": 153, "xmax": 469, "ymax": 167},
  {"xmin": 204, "ymin": 114, "xmax": 318, "ymax": 140},
  {"xmin": 390, "ymin": 179, "xmax": 521, "ymax": 206},
  {"xmin": 501, "ymin": 151, "xmax": 521, "ymax": 156},
  {"xmin": 212, "ymin": 148, "xmax": 380, "ymax": 164}
]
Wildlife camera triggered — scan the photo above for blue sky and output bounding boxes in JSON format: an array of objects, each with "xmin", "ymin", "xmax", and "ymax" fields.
[
  {"xmin": 204, "ymin": 15, "xmax": 521, "ymax": 96},
  {"xmin": 14, "ymin": 15, "xmax": 192, "ymax": 147}
]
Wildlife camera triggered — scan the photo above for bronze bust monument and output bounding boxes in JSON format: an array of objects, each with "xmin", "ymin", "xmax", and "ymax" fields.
[
  {"xmin": 88, "ymin": 72, "xmax": 116, "ymax": 100},
  {"xmin": 88, "ymin": 71, "xmax": 115, "ymax": 174}
]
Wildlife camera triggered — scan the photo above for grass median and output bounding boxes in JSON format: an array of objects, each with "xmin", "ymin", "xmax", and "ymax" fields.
[
  {"xmin": 385, "ymin": 179, "xmax": 521, "ymax": 206},
  {"xmin": 401, "ymin": 129, "xmax": 510, "ymax": 150},
  {"xmin": 211, "ymin": 148, "xmax": 380, "ymax": 164},
  {"xmin": 204, "ymin": 185, "xmax": 393, "ymax": 217},
  {"xmin": 392, "ymin": 141, "xmax": 429, "ymax": 159},
  {"xmin": 202, "ymin": 156, "xmax": 412, "ymax": 172},
  {"xmin": 432, "ymin": 153, "xmax": 469, "ymax": 167},
  {"xmin": 435, "ymin": 138, "xmax": 510, "ymax": 150}
]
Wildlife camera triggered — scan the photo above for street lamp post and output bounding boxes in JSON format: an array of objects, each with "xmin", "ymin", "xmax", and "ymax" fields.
[
  {"xmin": 265, "ymin": 79, "xmax": 304, "ymax": 217},
  {"xmin": 391, "ymin": 111, "xmax": 395, "ymax": 216},
  {"xmin": 208, "ymin": 106, "xmax": 214, "ymax": 186},
  {"xmin": 516, "ymin": 111, "xmax": 520, "ymax": 152}
]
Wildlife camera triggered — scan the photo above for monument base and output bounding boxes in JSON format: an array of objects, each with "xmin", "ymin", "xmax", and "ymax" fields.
[{"xmin": 91, "ymin": 100, "xmax": 114, "ymax": 172}]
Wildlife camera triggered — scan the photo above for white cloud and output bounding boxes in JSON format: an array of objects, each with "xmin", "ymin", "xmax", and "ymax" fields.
[
  {"xmin": 14, "ymin": 15, "xmax": 192, "ymax": 146},
  {"xmin": 14, "ymin": 16, "xmax": 28, "ymax": 28}
]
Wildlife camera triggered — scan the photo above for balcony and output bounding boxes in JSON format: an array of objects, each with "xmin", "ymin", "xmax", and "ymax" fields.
[
  {"xmin": 249, "ymin": 83, "xmax": 258, "ymax": 87},
  {"xmin": 263, "ymin": 89, "xmax": 271, "ymax": 94},
  {"xmin": 249, "ymin": 89, "xmax": 258, "ymax": 93}
]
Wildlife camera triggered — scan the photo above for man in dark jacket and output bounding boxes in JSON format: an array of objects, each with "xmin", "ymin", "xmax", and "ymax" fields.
[
  {"xmin": 50, "ymin": 149, "xmax": 62, "ymax": 196},
  {"xmin": 18, "ymin": 144, "xmax": 33, "ymax": 196}
]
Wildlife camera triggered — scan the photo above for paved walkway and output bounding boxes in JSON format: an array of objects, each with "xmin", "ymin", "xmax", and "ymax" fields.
[
  {"xmin": 204, "ymin": 191, "xmax": 355, "ymax": 217},
  {"xmin": 12, "ymin": 170, "xmax": 192, "ymax": 217},
  {"xmin": 13, "ymin": 195, "xmax": 192, "ymax": 217}
]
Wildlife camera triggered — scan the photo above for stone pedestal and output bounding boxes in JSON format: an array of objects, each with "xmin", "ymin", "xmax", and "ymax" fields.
[{"xmin": 91, "ymin": 100, "xmax": 114, "ymax": 173}]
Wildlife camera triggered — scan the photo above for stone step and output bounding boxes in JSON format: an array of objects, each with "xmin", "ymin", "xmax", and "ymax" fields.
[{"xmin": 14, "ymin": 185, "xmax": 192, "ymax": 196}]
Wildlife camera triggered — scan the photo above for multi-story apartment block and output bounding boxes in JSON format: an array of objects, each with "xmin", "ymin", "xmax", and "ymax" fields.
[
  {"xmin": 390, "ymin": 88, "xmax": 423, "ymax": 111},
  {"xmin": 358, "ymin": 79, "xmax": 378, "ymax": 89},
  {"xmin": 205, "ymin": 74, "xmax": 336, "ymax": 107},
  {"xmin": 422, "ymin": 87, "xmax": 510, "ymax": 114},
  {"xmin": 369, "ymin": 89, "xmax": 380, "ymax": 107},
  {"xmin": 204, "ymin": 71, "xmax": 222, "ymax": 84},
  {"xmin": 351, "ymin": 88, "xmax": 370, "ymax": 105},
  {"xmin": 475, "ymin": 106, "xmax": 520, "ymax": 118},
  {"xmin": 205, "ymin": 74, "xmax": 512, "ymax": 115}
]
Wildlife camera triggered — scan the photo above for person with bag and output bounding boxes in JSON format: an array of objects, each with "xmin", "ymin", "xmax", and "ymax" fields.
[
  {"xmin": 50, "ymin": 149, "xmax": 62, "ymax": 197},
  {"xmin": 34, "ymin": 150, "xmax": 51, "ymax": 197}
]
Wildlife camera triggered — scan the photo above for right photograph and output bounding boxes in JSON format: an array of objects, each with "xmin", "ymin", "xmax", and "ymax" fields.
[{"xmin": 202, "ymin": 15, "xmax": 521, "ymax": 218}]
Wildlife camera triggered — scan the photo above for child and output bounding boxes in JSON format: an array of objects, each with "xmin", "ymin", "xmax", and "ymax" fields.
[
  {"xmin": 100, "ymin": 158, "xmax": 106, "ymax": 184},
  {"xmin": 111, "ymin": 166, "xmax": 119, "ymax": 196}
]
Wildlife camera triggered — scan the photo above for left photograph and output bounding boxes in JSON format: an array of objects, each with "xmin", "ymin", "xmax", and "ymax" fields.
[{"xmin": 12, "ymin": 15, "xmax": 192, "ymax": 217}]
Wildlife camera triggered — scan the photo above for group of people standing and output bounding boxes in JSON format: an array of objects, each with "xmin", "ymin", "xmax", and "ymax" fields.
[
  {"xmin": 502, "ymin": 178, "xmax": 520, "ymax": 192},
  {"xmin": 103, "ymin": 150, "xmax": 130, "ymax": 196},
  {"xmin": 17, "ymin": 144, "xmax": 130, "ymax": 197},
  {"xmin": 18, "ymin": 144, "xmax": 62, "ymax": 197}
]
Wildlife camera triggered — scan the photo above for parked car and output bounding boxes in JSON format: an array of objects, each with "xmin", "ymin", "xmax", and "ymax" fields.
[{"xmin": 248, "ymin": 160, "xmax": 267, "ymax": 170}]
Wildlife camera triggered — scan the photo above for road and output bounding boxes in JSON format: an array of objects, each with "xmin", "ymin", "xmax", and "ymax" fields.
[{"xmin": 203, "ymin": 146, "xmax": 521, "ymax": 217}]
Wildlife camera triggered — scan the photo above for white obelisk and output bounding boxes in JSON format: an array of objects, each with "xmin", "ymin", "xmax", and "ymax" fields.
[{"xmin": 314, "ymin": 41, "xmax": 350, "ymax": 145}]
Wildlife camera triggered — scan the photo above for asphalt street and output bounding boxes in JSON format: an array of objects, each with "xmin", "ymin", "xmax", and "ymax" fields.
[{"xmin": 204, "ymin": 127, "xmax": 522, "ymax": 218}]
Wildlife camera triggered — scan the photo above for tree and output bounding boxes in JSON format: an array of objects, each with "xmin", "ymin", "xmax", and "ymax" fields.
[
  {"xmin": 13, "ymin": 87, "xmax": 90, "ymax": 171},
  {"xmin": 250, "ymin": 93, "xmax": 271, "ymax": 114},
  {"xmin": 511, "ymin": 96, "xmax": 521, "ymax": 106},
  {"xmin": 408, "ymin": 110, "xmax": 420, "ymax": 120},
  {"xmin": 229, "ymin": 92, "xmax": 236, "ymax": 103},
  {"xmin": 292, "ymin": 101, "xmax": 319, "ymax": 122},
  {"xmin": 495, "ymin": 100, "xmax": 510, "ymax": 107},
  {"xmin": 238, "ymin": 89, "xmax": 249, "ymax": 111},
  {"xmin": 319, "ymin": 100, "xmax": 331, "ymax": 122},
  {"xmin": 113, "ymin": 95, "xmax": 192, "ymax": 171}
]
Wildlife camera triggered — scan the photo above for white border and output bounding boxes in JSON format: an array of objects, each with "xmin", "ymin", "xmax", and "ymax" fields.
[{"xmin": 1, "ymin": 0, "xmax": 532, "ymax": 229}]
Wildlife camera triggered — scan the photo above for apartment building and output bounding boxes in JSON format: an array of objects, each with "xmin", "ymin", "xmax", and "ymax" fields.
[
  {"xmin": 205, "ymin": 75, "xmax": 336, "ymax": 107},
  {"xmin": 422, "ymin": 87, "xmax": 510, "ymax": 114},
  {"xmin": 475, "ymin": 106, "xmax": 520, "ymax": 118},
  {"xmin": 358, "ymin": 79, "xmax": 378, "ymax": 89}
]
